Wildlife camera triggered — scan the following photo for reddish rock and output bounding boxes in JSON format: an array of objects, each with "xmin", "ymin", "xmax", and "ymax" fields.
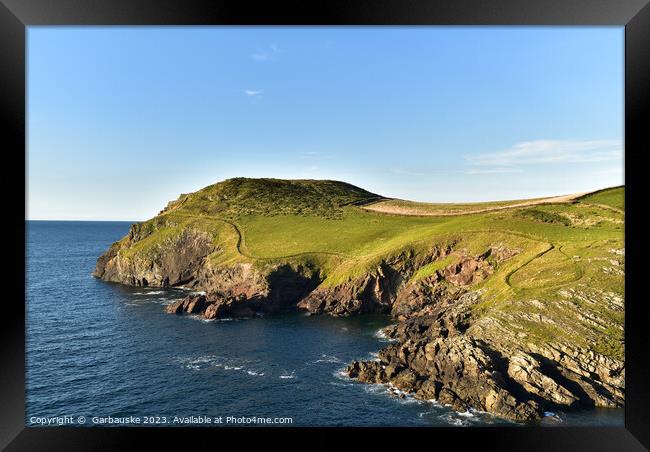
[
  {"xmin": 185, "ymin": 295, "xmax": 207, "ymax": 314},
  {"xmin": 443, "ymin": 256, "xmax": 493, "ymax": 286},
  {"xmin": 165, "ymin": 294, "xmax": 208, "ymax": 315},
  {"xmin": 165, "ymin": 299, "xmax": 185, "ymax": 314},
  {"xmin": 203, "ymin": 301, "xmax": 228, "ymax": 320}
]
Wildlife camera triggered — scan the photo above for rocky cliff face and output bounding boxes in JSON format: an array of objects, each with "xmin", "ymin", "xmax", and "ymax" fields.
[
  {"xmin": 164, "ymin": 263, "xmax": 321, "ymax": 319},
  {"xmin": 93, "ymin": 222, "xmax": 216, "ymax": 287},
  {"xmin": 298, "ymin": 244, "xmax": 454, "ymax": 316},
  {"xmin": 95, "ymin": 222, "xmax": 623, "ymax": 422},
  {"xmin": 95, "ymin": 223, "xmax": 320, "ymax": 318},
  {"xmin": 324, "ymin": 245, "xmax": 625, "ymax": 422},
  {"xmin": 346, "ymin": 287, "xmax": 624, "ymax": 421}
]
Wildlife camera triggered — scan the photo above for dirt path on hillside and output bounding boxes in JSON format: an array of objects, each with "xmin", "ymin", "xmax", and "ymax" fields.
[
  {"xmin": 362, "ymin": 192, "xmax": 590, "ymax": 217},
  {"xmin": 161, "ymin": 211, "xmax": 348, "ymax": 261},
  {"xmin": 580, "ymin": 202, "xmax": 625, "ymax": 215}
]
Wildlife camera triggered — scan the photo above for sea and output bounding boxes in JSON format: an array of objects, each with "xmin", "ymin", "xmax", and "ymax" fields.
[{"xmin": 25, "ymin": 221, "xmax": 624, "ymax": 427}]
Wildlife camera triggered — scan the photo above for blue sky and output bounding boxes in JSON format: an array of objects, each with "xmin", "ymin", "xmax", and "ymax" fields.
[{"xmin": 27, "ymin": 27, "xmax": 623, "ymax": 221}]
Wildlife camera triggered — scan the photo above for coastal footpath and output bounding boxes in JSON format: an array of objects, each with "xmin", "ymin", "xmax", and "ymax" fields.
[{"xmin": 94, "ymin": 178, "xmax": 625, "ymax": 422}]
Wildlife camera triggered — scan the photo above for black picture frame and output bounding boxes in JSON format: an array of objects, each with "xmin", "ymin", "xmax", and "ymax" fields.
[{"xmin": 2, "ymin": 0, "xmax": 649, "ymax": 449}]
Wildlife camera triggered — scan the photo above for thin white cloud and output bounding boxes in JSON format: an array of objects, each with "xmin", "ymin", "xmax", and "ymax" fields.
[
  {"xmin": 593, "ymin": 167, "xmax": 624, "ymax": 177},
  {"xmin": 463, "ymin": 167, "xmax": 524, "ymax": 175},
  {"xmin": 298, "ymin": 151, "xmax": 322, "ymax": 159},
  {"xmin": 298, "ymin": 151, "xmax": 336, "ymax": 161},
  {"xmin": 390, "ymin": 168, "xmax": 427, "ymax": 176},
  {"xmin": 464, "ymin": 139, "xmax": 622, "ymax": 174},
  {"xmin": 251, "ymin": 43, "xmax": 281, "ymax": 61},
  {"xmin": 244, "ymin": 89, "xmax": 262, "ymax": 97}
]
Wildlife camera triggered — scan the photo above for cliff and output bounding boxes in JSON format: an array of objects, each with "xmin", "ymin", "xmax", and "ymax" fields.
[{"xmin": 94, "ymin": 178, "xmax": 625, "ymax": 422}]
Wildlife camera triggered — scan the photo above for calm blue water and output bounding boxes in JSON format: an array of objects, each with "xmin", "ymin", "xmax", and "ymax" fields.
[{"xmin": 26, "ymin": 221, "xmax": 623, "ymax": 427}]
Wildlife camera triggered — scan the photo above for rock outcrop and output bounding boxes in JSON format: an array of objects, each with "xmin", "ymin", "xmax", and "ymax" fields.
[
  {"xmin": 165, "ymin": 294, "xmax": 257, "ymax": 319},
  {"xmin": 345, "ymin": 285, "xmax": 624, "ymax": 422},
  {"xmin": 93, "ymin": 222, "xmax": 215, "ymax": 288},
  {"xmin": 296, "ymin": 262, "xmax": 400, "ymax": 316},
  {"xmin": 164, "ymin": 264, "xmax": 321, "ymax": 319},
  {"xmin": 298, "ymin": 244, "xmax": 455, "ymax": 316}
]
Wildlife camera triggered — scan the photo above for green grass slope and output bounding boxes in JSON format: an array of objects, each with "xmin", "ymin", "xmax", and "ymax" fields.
[{"xmin": 577, "ymin": 186, "xmax": 624, "ymax": 211}]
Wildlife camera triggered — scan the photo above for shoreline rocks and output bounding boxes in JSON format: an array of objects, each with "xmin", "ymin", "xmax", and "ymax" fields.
[
  {"xmin": 165, "ymin": 293, "xmax": 266, "ymax": 319},
  {"xmin": 344, "ymin": 288, "xmax": 624, "ymax": 422}
]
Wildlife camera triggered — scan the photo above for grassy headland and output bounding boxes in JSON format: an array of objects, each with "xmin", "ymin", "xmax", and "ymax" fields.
[
  {"xmin": 95, "ymin": 179, "xmax": 624, "ymax": 421},
  {"xmin": 103, "ymin": 179, "xmax": 623, "ymax": 357}
]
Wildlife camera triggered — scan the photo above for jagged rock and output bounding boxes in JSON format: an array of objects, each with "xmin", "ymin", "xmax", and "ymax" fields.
[
  {"xmin": 507, "ymin": 351, "xmax": 580, "ymax": 408},
  {"xmin": 391, "ymin": 274, "xmax": 464, "ymax": 320},
  {"xmin": 165, "ymin": 298, "xmax": 185, "ymax": 314},
  {"xmin": 348, "ymin": 332, "xmax": 543, "ymax": 422},
  {"xmin": 415, "ymin": 379, "xmax": 439, "ymax": 400},
  {"xmin": 438, "ymin": 388, "xmax": 470, "ymax": 412},
  {"xmin": 392, "ymin": 369, "xmax": 420, "ymax": 392},
  {"xmin": 297, "ymin": 262, "xmax": 400, "ymax": 316},
  {"xmin": 165, "ymin": 294, "xmax": 208, "ymax": 315},
  {"xmin": 203, "ymin": 301, "xmax": 228, "ymax": 319},
  {"xmin": 346, "ymin": 361, "xmax": 385, "ymax": 383},
  {"xmin": 185, "ymin": 295, "xmax": 207, "ymax": 314},
  {"xmin": 297, "ymin": 246, "xmax": 456, "ymax": 316},
  {"xmin": 94, "ymin": 226, "xmax": 216, "ymax": 287},
  {"xmin": 443, "ymin": 256, "xmax": 493, "ymax": 286}
]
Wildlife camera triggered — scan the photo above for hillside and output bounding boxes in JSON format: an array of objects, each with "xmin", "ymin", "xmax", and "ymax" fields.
[
  {"xmin": 160, "ymin": 177, "xmax": 383, "ymax": 218},
  {"xmin": 94, "ymin": 178, "xmax": 625, "ymax": 422}
]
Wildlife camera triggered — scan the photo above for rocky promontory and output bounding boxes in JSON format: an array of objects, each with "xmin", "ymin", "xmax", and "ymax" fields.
[{"xmin": 93, "ymin": 178, "xmax": 625, "ymax": 422}]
